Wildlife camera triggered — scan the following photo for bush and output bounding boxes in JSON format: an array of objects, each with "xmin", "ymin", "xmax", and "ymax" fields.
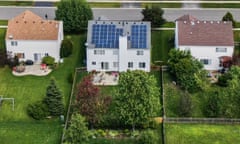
[
  {"xmin": 42, "ymin": 56, "xmax": 55, "ymax": 65},
  {"xmin": 27, "ymin": 101, "xmax": 49, "ymax": 120},
  {"xmin": 8, "ymin": 56, "xmax": 19, "ymax": 68},
  {"xmin": 217, "ymin": 73, "xmax": 232, "ymax": 87},
  {"xmin": 138, "ymin": 130, "xmax": 159, "ymax": 144},
  {"xmin": 60, "ymin": 39, "xmax": 73, "ymax": 58}
]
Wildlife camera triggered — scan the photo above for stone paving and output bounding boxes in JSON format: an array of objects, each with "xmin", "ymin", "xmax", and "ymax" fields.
[
  {"xmin": 92, "ymin": 71, "xmax": 119, "ymax": 85},
  {"xmin": 12, "ymin": 64, "xmax": 52, "ymax": 76}
]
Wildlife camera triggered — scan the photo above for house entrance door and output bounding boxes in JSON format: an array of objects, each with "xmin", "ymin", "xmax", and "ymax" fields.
[{"xmin": 34, "ymin": 53, "xmax": 42, "ymax": 63}]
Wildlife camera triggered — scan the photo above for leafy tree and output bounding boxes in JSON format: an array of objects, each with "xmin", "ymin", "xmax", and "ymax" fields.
[
  {"xmin": 42, "ymin": 56, "xmax": 55, "ymax": 65},
  {"xmin": 142, "ymin": 6, "xmax": 165, "ymax": 27},
  {"xmin": 27, "ymin": 101, "xmax": 49, "ymax": 120},
  {"xmin": 203, "ymin": 91, "xmax": 221, "ymax": 117},
  {"xmin": 0, "ymin": 49, "xmax": 7, "ymax": 67},
  {"xmin": 114, "ymin": 70, "xmax": 161, "ymax": 131},
  {"xmin": 222, "ymin": 11, "xmax": 236, "ymax": 27},
  {"xmin": 55, "ymin": 0, "xmax": 93, "ymax": 33},
  {"xmin": 43, "ymin": 78, "xmax": 64, "ymax": 116},
  {"xmin": 76, "ymin": 75, "xmax": 112, "ymax": 128},
  {"xmin": 217, "ymin": 72, "xmax": 232, "ymax": 87},
  {"xmin": 64, "ymin": 113, "xmax": 90, "ymax": 144},
  {"xmin": 178, "ymin": 92, "xmax": 192, "ymax": 117},
  {"xmin": 60, "ymin": 39, "xmax": 73, "ymax": 58},
  {"xmin": 168, "ymin": 49, "xmax": 205, "ymax": 92}
]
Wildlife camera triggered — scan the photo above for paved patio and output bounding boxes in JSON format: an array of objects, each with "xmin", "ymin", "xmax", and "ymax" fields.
[
  {"xmin": 92, "ymin": 71, "xmax": 119, "ymax": 85},
  {"xmin": 12, "ymin": 64, "xmax": 52, "ymax": 76}
]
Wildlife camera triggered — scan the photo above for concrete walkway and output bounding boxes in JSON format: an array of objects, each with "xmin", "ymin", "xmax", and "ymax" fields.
[{"xmin": 12, "ymin": 64, "xmax": 52, "ymax": 76}]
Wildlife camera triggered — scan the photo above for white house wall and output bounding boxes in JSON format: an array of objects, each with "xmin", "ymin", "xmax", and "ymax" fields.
[
  {"xmin": 6, "ymin": 40, "xmax": 60, "ymax": 62},
  {"xmin": 179, "ymin": 45, "xmax": 234, "ymax": 70}
]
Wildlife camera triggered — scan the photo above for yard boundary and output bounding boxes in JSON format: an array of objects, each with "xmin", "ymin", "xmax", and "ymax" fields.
[
  {"xmin": 165, "ymin": 117, "xmax": 240, "ymax": 124},
  {"xmin": 60, "ymin": 67, "xmax": 86, "ymax": 144}
]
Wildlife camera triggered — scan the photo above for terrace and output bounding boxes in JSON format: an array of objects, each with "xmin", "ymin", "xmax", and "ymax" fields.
[
  {"xmin": 92, "ymin": 71, "xmax": 119, "ymax": 85},
  {"xmin": 12, "ymin": 64, "xmax": 52, "ymax": 76}
]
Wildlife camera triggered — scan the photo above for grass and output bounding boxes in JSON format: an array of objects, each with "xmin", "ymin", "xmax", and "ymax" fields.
[
  {"xmin": 0, "ymin": 120, "xmax": 62, "ymax": 144},
  {"xmin": 166, "ymin": 124, "xmax": 240, "ymax": 144},
  {"xmin": 0, "ymin": 20, "xmax": 8, "ymax": 25},
  {"xmin": 89, "ymin": 138, "xmax": 137, "ymax": 144},
  {"xmin": 161, "ymin": 22, "xmax": 175, "ymax": 28},
  {"xmin": 0, "ymin": 1, "xmax": 33, "ymax": 6},
  {"xmin": 0, "ymin": 29, "xmax": 6, "ymax": 49},
  {"xmin": 201, "ymin": 3, "xmax": 240, "ymax": 8},
  {"xmin": 89, "ymin": 2, "xmax": 121, "ymax": 8},
  {"xmin": 0, "ymin": 33, "xmax": 86, "ymax": 143},
  {"xmin": 151, "ymin": 30, "xmax": 175, "ymax": 64},
  {"xmin": 142, "ymin": 3, "xmax": 182, "ymax": 8}
]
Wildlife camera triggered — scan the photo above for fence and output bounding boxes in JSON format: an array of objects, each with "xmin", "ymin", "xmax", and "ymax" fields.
[{"xmin": 165, "ymin": 117, "xmax": 240, "ymax": 124}]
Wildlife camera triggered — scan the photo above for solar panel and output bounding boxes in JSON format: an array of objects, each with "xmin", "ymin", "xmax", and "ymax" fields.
[
  {"xmin": 91, "ymin": 24, "xmax": 123, "ymax": 48},
  {"xmin": 131, "ymin": 25, "xmax": 147, "ymax": 48}
]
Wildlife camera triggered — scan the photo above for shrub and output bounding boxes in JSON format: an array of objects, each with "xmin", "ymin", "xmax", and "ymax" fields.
[
  {"xmin": 8, "ymin": 56, "xmax": 19, "ymax": 68},
  {"xmin": 27, "ymin": 101, "xmax": 49, "ymax": 120},
  {"xmin": 60, "ymin": 39, "xmax": 73, "ymax": 58},
  {"xmin": 138, "ymin": 130, "xmax": 159, "ymax": 144},
  {"xmin": 42, "ymin": 56, "xmax": 55, "ymax": 65},
  {"xmin": 217, "ymin": 73, "xmax": 232, "ymax": 87}
]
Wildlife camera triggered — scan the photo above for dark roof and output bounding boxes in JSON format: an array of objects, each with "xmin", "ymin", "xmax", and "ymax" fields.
[{"xmin": 177, "ymin": 20, "xmax": 234, "ymax": 46}]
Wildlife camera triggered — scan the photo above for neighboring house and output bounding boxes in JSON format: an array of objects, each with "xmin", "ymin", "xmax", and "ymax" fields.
[
  {"xmin": 175, "ymin": 15, "xmax": 234, "ymax": 70},
  {"xmin": 5, "ymin": 10, "xmax": 63, "ymax": 63},
  {"xmin": 86, "ymin": 20, "xmax": 151, "ymax": 72}
]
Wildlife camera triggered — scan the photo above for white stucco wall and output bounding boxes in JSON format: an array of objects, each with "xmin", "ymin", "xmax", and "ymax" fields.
[
  {"xmin": 179, "ymin": 45, "xmax": 234, "ymax": 70},
  {"xmin": 6, "ymin": 40, "xmax": 60, "ymax": 63}
]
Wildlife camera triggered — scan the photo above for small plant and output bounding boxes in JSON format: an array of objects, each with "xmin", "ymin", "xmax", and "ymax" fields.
[{"xmin": 42, "ymin": 56, "xmax": 55, "ymax": 66}]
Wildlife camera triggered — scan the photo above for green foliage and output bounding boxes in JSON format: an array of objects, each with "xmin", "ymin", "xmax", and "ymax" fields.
[
  {"xmin": 0, "ymin": 49, "xmax": 6, "ymax": 67},
  {"xmin": 178, "ymin": 92, "xmax": 192, "ymax": 117},
  {"xmin": 8, "ymin": 56, "xmax": 19, "ymax": 68},
  {"xmin": 64, "ymin": 113, "xmax": 90, "ymax": 144},
  {"xmin": 222, "ymin": 11, "xmax": 236, "ymax": 27},
  {"xmin": 203, "ymin": 90, "xmax": 221, "ymax": 117},
  {"xmin": 60, "ymin": 39, "xmax": 73, "ymax": 58},
  {"xmin": 114, "ymin": 70, "xmax": 161, "ymax": 131},
  {"xmin": 43, "ymin": 78, "xmax": 64, "ymax": 116},
  {"xmin": 56, "ymin": 0, "xmax": 93, "ymax": 33},
  {"xmin": 217, "ymin": 72, "xmax": 232, "ymax": 87},
  {"xmin": 142, "ymin": 6, "xmax": 165, "ymax": 28},
  {"xmin": 168, "ymin": 49, "xmax": 205, "ymax": 92},
  {"xmin": 138, "ymin": 129, "xmax": 160, "ymax": 144},
  {"xmin": 27, "ymin": 101, "xmax": 49, "ymax": 120},
  {"xmin": 42, "ymin": 56, "xmax": 55, "ymax": 65}
]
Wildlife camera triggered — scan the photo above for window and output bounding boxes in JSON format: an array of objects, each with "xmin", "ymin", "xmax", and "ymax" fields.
[
  {"xmin": 216, "ymin": 48, "xmax": 227, "ymax": 52},
  {"xmin": 11, "ymin": 41, "xmax": 18, "ymax": 46},
  {"xmin": 200, "ymin": 59, "xmax": 211, "ymax": 65},
  {"xmin": 113, "ymin": 62, "xmax": 119, "ymax": 68},
  {"xmin": 136, "ymin": 50, "xmax": 144, "ymax": 55},
  {"xmin": 94, "ymin": 50, "xmax": 105, "ymax": 55},
  {"xmin": 101, "ymin": 62, "xmax": 109, "ymax": 70},
  {"xmin": 45, "ymin": 53, "xmax": 49, "ymax": 56},
  {"xmin": 128, "ymin": 62, "xmax": 133, "ymax": 68},
  {"xmin": 15, "ymin": 53, "xmax": 24, "ymax": 58},
  {"xmin": 113, "ymin": 50, "xmax": 118, "ymax": 55},
  {"xmin": 92, "ymin": 61, "xmax": 96, "ymax": 65},
  {"xmin": 139, "ymin": 62, "xmax": 146, "ymax": 68}
]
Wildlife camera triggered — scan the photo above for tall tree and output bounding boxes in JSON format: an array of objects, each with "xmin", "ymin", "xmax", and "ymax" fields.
[
  {"xmin": 222, "ymin": 11, "xmax": 236, "ymax": 27},
  {"xmin": 168, "ymin": 49, "xmax": 206, "ymax": 92},
  {"xmin": 114, "ymin": 70, "xmax": 161, "ymax": 131},
  {"xmin": 55, "ymin": 0, "xmax": 93, "ymax": 33},
  {"xmin": 43, "ymin": 78, "xmax": 64, "ymax": 116},
  {"xmin": 76, "ymin": 75, "xmax": 111, "ymax": 128},
  {"xmin": 142, "ymin": 6, "xmax": 165, "ymax": 27},
  {"xmin": 64, "ymin": 113, "xmax": 90, "ymax": 144}
]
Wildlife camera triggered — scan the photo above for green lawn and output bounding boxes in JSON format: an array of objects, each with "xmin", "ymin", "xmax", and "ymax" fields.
[
  {"xmin": 89, "ymin": 2, "xmax": 121, "ymax": 8},
  {"xmin": 0, "ymin": 120, "xmax": 62, "ymax": 144},
  {"xmin": 201, "ymin": 3, "xmax": 240, "ymax": 8},
  {"xmin": 142, "ymin": 3, "xmax": 182, "ymax": 8},
  {"xmin": 166, "ymin": 124, "xmax": 240, "ymax": 144},
  {"xmin": 0, "ymin": 33, "xmax": 86, "ymax": 143},
  {"xmin": 151, "ymin": 30, "xmax": 175, "ymax": 64},
  {"xmin": 89, "ymin": 138, "xmax": 137, "ymax": 144},
  {"xmin": 0, "ymin": 20, "xmax": 8, "ymax": 25},
  {"xmin": 0, "ymin": 1, "xmax": 33, "ymax": 6}
]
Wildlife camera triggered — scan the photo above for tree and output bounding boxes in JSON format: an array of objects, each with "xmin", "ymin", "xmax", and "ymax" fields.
[
  {"xmin": 168, "ymin": 49, "xmax": 205, "ymax": 92},
  {"xmin": 142, "ymin": 6, "xmax": 165, "ymax": 27},
  {"xmin": 76, "ymin": 75, "xmax": 111, "ymax": 128},
  {"xmin": 43, "ymin": 78, "xmax": 64, "ymax": 116},
  {"xmin": 178, "ymin": 92, "xmax": 192, "ymax": 117},
  {"xmin": 222, "ymin": 11, "xmax": 236, "ymax": 27},
  {"xmin": 64, "ymin": 113, "xmax": 90, "ymax": 144},
  {"xmin": 203, "ymin": 91, "xmax": 221, "ymax": 117},
  {"xmin": 114, "ymin": 70, "xmax": 161, "ymax": 131},
  {"xmin": 60, "ymin": 39, "xmax": 73, "ymax": 58},
  {"xmin": 55, "ymin": 0, "xmax": 93, "ymax": 33},
  {"xmin": 27, "ymin": 101, "xmax": 49, "ymax": 120},
  {"xmin": 0, "ymin": 49, "xmax": 7, "ymax": 67}
]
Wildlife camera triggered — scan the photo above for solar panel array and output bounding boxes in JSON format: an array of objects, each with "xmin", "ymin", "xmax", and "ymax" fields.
[
  {"xmin": 91, "ymin": 24, "xmax": 123, "ymax": 48},
  {"xmin": 91, "ymin": 23, "xmax": 148, "ymax": 49},
  {"xmin": 131, "ymin": 25, "xmax": 147, "ymax": 48}
]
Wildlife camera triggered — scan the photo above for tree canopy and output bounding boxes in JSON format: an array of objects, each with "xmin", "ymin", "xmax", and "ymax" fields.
[
  {"xmin": 114, "ymin": 70, "xmax": 161, "ymax": 131},
  {"xmin": 222, "ymin": 11, "xmax": 236, "ymax": 27},
  {"xmin": 141, "ymin": 6, "xmax": 165, "ymax": 27},
  {"xmin": 168, "ymin": 49, "xmax": 206, "ymax": 92},
  {"xmin": 55, "ymin": 0, "xmax": 93, "ymax": 33}
]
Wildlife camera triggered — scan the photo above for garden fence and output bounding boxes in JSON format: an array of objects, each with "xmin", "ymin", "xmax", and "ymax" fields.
[{"xmin": 165, "ymin": 117, "xmax": 240, "ymax": 124}]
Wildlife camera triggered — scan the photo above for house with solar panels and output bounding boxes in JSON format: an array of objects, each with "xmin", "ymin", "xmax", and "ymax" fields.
[{"xmin": 86, "ymin": 21, "xmax": 151, "ymax": 72}]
